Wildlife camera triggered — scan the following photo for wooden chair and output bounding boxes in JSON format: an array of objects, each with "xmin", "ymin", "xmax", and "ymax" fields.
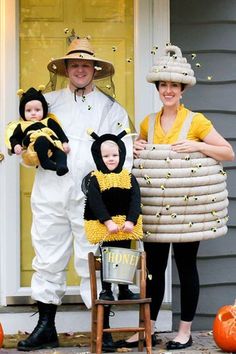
[{"xmin": 88, "ymin": 251, "xmax": 152, "ymax": 354}]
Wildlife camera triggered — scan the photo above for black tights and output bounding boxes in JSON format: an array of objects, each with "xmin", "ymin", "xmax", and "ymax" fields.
[
  {"xmin": 145, "ymin": 241, "xmax": 200, "ymax": 322},
  {"xmin": 34, "ymin": 136, "xmax": 67, "ymax": 175}
]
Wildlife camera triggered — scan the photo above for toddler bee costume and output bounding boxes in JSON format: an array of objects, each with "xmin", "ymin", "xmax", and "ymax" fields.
[{"xmin": 83, "ymin": 129, "xmax": 143, "ymax": 244}]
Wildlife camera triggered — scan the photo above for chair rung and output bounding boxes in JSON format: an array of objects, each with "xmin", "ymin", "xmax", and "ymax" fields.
[
  {"xmin": 95, "ymin": 298, "xmax": 151, "ymax": 305},
  {"xmin": 103, "ymin": 327, "xmax": 145, "ymax": 333}
]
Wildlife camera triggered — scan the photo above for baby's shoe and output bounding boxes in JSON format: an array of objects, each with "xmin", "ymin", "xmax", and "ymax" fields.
[{"xmin": 56, "ymin": 165, "xmax": 69, "ymax": 176}]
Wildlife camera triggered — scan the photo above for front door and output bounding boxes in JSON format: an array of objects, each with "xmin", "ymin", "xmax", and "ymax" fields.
[
  {"xmin": 19, "ymin": 0, "xmax": 134, "ymax": 291},
  {"xmin": 1, "ymin": 0, "xmax": 171, "ymax": 306}
]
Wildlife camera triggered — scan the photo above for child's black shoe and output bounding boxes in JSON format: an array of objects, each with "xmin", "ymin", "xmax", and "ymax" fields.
[
  {"xmin": 99, "ymin": 289, "xmax": 114, "ymax": 301},
  {"xmin": 118, "ymin": 288, "xmax": 140, "ymax": 300}
]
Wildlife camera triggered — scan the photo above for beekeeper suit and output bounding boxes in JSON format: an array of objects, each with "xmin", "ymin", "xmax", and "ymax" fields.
[{"xmin": 17, "ymin": 36, "xmax": 133, "ymax": 352}]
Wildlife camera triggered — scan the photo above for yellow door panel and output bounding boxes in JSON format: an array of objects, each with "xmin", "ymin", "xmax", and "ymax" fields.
[{"xmin": 19, "ymin": 0, "xmax": 134, "ymax": 289}]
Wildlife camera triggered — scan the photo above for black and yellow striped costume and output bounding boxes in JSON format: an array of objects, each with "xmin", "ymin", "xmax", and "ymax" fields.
[
  {"xmin": 83, "ymin": 129, "xmax": 143, "ymax": 244},
  {"xmin": 84, "ymin": 168, "xmax": 143, "ymax": 243},
  {"xmin": 9, "ymin": 116, "xmax": 69, "ymax": 174}
]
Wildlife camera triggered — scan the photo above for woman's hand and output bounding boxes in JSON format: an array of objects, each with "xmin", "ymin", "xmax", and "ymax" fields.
[
  {"xmin": 121, "ymin": 221, "xmax": 134, "ymax": 233},
  {"xmin": 133, "ymin": 139, "xmax": 147, "ymax": 158},
  {"xmin": 14, "ymin": 144, "xmax": 23, "ymax": 155},
  {"xmin": 62, "ymin": 142, "xmax": 70, "ymax": 154},
  {"xmin": 171, "ymin": 129, "xmax": 235, "ymax": 161},
  {"xmin": 104, "ymin": 220, "xmax": 120, "ymax": 233},
  {"xmin": 171, "ymin": 140, "xmax": 204, "ymax": 153}
]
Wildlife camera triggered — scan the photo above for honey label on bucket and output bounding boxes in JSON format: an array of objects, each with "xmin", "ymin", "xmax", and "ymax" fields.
[{"xmin": 106, "ymin": 250, "xmax": 139, "ymax": 267}]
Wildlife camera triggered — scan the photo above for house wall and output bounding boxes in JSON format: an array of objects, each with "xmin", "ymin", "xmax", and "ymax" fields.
[{"xmin": 170, "ymin": 0, "xmax": 236, "ymax": 330}]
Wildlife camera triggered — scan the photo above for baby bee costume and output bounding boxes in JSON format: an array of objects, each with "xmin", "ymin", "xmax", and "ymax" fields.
[
  {"xmin": 83, "ymin": 129, "xmax": 143, "ymax": 244},
  {"xmin": 6, "ymin": 87, "xmax": 69, "ymax": 176}
]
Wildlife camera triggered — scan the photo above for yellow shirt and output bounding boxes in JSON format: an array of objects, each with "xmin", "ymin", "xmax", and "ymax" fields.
[{"xmin": 140, "ymin": 104, "xmax": 213, "ymax": 144}]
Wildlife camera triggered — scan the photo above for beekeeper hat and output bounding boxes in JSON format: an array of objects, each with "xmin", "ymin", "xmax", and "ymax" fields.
[{"xmin": 47, "ymin": 37, "xmax": 114, "ymax": 80}]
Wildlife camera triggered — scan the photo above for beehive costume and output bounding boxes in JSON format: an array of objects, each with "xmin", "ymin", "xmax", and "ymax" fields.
[
  {"xmin": 131, "ymin": 45, "xmax": 229, "ymax": 326},
  {"xmin": 133, "ymin": 45, "xmax": 228, "ymax": 243},
  {"xmin": 84, "ymin": 129, "xmax": 143, "ymax": 244},
  {"xmin": 8, "ymin": 87, "xmax": 69, "ymax": 176}
]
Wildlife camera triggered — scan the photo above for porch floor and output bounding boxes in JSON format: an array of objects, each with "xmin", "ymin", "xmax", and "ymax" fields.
[{"xmin": 1, "ymin": 330, "xmax": 224, "ymax": 353}]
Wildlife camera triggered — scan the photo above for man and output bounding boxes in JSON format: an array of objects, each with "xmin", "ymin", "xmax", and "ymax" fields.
[{"xmin": 17, "ymin": 37, "xmax": 133, "ymax": 352}]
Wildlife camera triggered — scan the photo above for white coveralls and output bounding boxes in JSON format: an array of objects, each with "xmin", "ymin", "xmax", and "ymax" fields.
[{"xmin": 31, "ymin": 87, "xmax": 133, "ymax": 308}]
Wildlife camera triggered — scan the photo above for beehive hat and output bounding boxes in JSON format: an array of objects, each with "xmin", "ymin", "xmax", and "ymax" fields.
[
  {"xmin": 146, "ymin": 45, "xmax": 196, "ymax": 87},
  {"xmin": 47, "ymin": 37, "xmax": 115, "ymax": 80}
]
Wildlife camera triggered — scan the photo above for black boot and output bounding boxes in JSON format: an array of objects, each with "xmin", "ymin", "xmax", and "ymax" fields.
[
  {"xmin": 17, "ymin": 301, "xmax": 59, "ymax": 351},
  {"xmin": 102, "ymin": 305, "xmax": 116, "ymax": 352}
]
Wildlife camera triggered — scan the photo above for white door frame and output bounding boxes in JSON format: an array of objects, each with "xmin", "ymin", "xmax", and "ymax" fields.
[
  {"xmin": 0, "ymin": 0, "xmax": 171, "ymax": 305},
  {"xmin": 0, "ymin": 0, "xmax": 20, "ymax": 306},
  {"xmin": 134, "ymin": 0, "xmax": 171, "ymax": 305}
]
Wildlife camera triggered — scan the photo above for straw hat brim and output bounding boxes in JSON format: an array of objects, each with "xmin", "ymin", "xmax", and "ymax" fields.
[{"xmin": 47, "ymin": 52, "xmax": 115, "ymax": 80}]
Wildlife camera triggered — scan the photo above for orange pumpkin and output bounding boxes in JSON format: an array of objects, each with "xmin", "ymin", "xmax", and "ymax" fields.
[
  {"xmin": 0, "ymin": 322, "xmax": 4, "ymax": 348},
  {"xmin": 213, "ymin": 303, "xmax": 236, "ymax": 352}
]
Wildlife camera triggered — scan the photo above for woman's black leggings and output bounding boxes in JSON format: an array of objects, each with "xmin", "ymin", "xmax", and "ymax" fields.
[{"xmin": 144, "ymin": 241, "xmax": 200, "ymax": 322}]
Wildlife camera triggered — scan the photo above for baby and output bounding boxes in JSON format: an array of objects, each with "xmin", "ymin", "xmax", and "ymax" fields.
[{"xmin": 9, "ymin": 87, "xmax": 70, "ymax": 176}]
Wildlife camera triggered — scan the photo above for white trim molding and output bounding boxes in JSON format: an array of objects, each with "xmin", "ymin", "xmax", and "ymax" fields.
[
  {"xmin": 134, "ymin": 0, "xmax": 171, "ymax": 304},
  {"xmin": 134, "ymin": 0, "xmax": 170, "ymax": 129},
  {"xmin": 0, "ymin": 0, "xmax": 20, "ymax": 305}
]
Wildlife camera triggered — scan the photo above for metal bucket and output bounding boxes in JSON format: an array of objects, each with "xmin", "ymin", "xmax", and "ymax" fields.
[{"xmin": 101, "ymin": 247, "xmax": 140, "ymax": 284}]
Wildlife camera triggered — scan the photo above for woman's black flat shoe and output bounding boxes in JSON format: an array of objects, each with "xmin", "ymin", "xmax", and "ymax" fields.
[
  {"xmin": 166, "ymin": 335, "xmax": 192, "ymax": 350},
  {"xmin": 115, "ymin": 339, "xmax": 137, "ymax": 348},
  {"xmin": 115, "ymin": 333, "xmax": 161, "ymax": 348}
]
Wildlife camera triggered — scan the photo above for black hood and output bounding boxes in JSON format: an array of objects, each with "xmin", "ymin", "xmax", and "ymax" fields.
[
  {"xmin": 90, "ymin": 130, "xmax": 129, "ymax": 173},
  {"xmin": 19, "ymin": 87, "xmax": 48, "ymax": 120}
]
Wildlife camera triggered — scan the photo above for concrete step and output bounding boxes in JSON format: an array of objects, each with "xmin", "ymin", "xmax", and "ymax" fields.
[{"xmin": 0, "ymin": 304, "xmax": 172, "ymax": 334}]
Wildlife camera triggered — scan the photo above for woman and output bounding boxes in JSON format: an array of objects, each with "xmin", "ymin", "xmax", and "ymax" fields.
[{"xmin": 116, "ymin": 45, "xmax": 234, "ymax": 350}]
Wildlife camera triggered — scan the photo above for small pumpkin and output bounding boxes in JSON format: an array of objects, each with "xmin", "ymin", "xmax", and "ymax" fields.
[
  {"xmin": 213, "ymin": 301, "xmax": 236, "ymax": 352},
  {"xmin": 0, "ymin": 322, "xmax": 4, "ymax": 348}
]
